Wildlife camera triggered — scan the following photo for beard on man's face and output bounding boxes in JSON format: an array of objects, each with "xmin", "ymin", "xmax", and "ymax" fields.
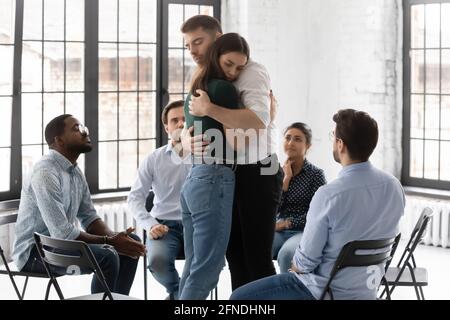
[
  {"xmin": 68, "ymin": 143, "xmax": 93, "ymax": 154},
  {"xmin": 333, "ymin": 149, "xmax": 341, "ymax": 164}
]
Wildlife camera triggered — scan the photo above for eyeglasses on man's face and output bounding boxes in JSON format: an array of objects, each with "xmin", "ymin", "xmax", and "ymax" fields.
[{"xmin": 74, "ymin": 124, "xmax": 89, "ymax": 136}]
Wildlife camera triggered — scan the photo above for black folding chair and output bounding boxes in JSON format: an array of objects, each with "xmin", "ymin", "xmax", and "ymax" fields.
[
  {"xmin": 142, "ymin": 191, "xmax": 218, "ymax": 300},
  {"xmin": 33, "ymin": 232, "xmax": 139, "ymax": 300},
  {"xmin": 0, "ymin": 213, "xmax": 56, "ymax": 300},
  {"xmin": 380, "ymin": 207, "xmax": 432, "ymax": 300},
  {"xmin": 320, "ymin": 236, "xmax": 399, "ymax": 300}
]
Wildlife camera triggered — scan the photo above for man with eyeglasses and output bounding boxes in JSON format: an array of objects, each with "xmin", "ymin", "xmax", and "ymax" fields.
[{"xmin": 13, "ymin": 114, "xmax": 146, "ymax": 296}]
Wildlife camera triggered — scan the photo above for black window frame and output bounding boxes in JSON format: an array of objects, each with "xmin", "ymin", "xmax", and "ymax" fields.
[
  {"xmin": 402, "ymin": 0, "xmax": 450, "ymax": 190},
  {"xmin": 0, "ymin": 0, "xmax": 221, "ymax": 201}
]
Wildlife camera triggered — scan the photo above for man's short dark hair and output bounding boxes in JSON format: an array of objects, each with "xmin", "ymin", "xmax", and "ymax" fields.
[
  {"xmin": 333, "ymin": 109, "xmax": 378, "ymax": 162},
  {"xmin": 44, "ymin": 114, "xmax": 73, "ymax": 146},
  {"xmin": 162, "ymin": 100, "xmax": 185, "ymax": 125},
  {"xmin": 181, "ymin": 15, "xmax": 222, "ymax": 34}
]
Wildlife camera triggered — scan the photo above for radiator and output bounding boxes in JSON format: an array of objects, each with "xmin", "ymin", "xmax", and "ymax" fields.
[
  {"xmin": 400, "ymin": 196, "xmax": 450, "ymax": 248},
  {"xmin": 94, "ymin": 201, "xmax": 142, "ymax": 237}
]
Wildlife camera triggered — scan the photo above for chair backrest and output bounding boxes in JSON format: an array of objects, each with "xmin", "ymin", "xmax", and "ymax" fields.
[
  {"xmin": 320, "ymin": 236, "xmax": 398, "ymax": 300},
  {"xmin": 395, "ymin": 207, "xmax": 433, "ymax": 269},
  {"xmin": 145, "ymin": 191, "xmax": 155, "ymax": 212},
  {"xmin": 33, "ymin": 232, "xmax": 113, "ymax": 300}
]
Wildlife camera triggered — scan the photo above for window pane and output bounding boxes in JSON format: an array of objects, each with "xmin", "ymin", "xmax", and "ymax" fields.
[
  {"xmin": 77, "ymin": 153, "xmax": 85, "ymax": 175},
  {"xmin": 23, "ymin": 0, "xmax": 42, "ymax": 40},
  {"xmin": 170, "ymin": 94, "xmax": 184, "ymax": 103},
  {"xmin": 119, "ymin": 93, "xmax": 137, "ymax": 140},
  {"xmin": 425, "ymin": 49, "xmax": 440, "ymax": 94},
  {"xmin": 411, "ymin": 50, "xmax": 424, "ymax": 93},
  {"xmin": 22, "ymin": 41, "xmax": 43, "ymax": 92},
  {"xmin": 425, "ymin": 4, "xmax": 440, "ymax": 48},
  {"xmin": 169, "ymin": 4, "xmax": 183, "ymax": 48},
  {"xmin": 442, "ymin": 50, "xmax": 450, "ymax": 94},
  {"xmin": 43, "ymin": 93, "xmax": 64, "ymax": 139},
  {"xmin": 0, "ymin": 45, "xmax": 13, "ymax": 95},
  {"xmin": 410, "ymin": 139, "xmax": 424, "ymax": 178},
  {"xmin": 139, "ymin": 44, "xmax": 156, "ymax": 91},
  {"xmin": 99, "ymin": 93, "xmax": 118, "ymax": 141},
  {"xmin": 119, "ymin": 44, "xmax": 137, "ymax": 91},
  {"xmin": 424, "ymin": 140, "xmax": 439, "ymax": 180},
  {"xmin": 66, "ymin": 93, "xmax": 85, "ymax": 121},
  {"xmin": 184, "ymin": 50, "xmax": 196, "ymax": 93},
  {"xmin": 22, "ymin": 93, "xmax": 43, "ymax": 144},
  {"xmin": 424, "ymin": 95, "xmax": 440, "ymax": 140},
  {"xmin": 442, "ymin": 96, "xmax": 450, "ymax": 141},
  {"xmin": 44, "ymin": 0, "xmax": 64, "ymax": 41},
  {"xmin": 139, "ymin": 139, "xmax": 155, "ymax": 165},
  {"xmin": 411, "ymin": 5, "xmax": 424, "ymax": 49},
  {"xmin": 66, "ymin": 43, "xmax": 85, "ymax": 91},
  {"xmin": 0, "ymin": 148, "xmax": 10, "ymax": 192},
  {"xmin": 169, "ymin": 49, "xmax": 183, "ymax": 94},
  {"xmin": 99, "ymin": 0, "xmax": 117, "ymax": 42},
  {"xmin": 22, "ymin": 145, "xmax": 43, "ymax": 180},
  {"xmin": 0, "ymin": 98, "xmax": 12, "ymax": 147},
  {"xmin": 0, "ymin": 0, "xmax": 15, "ymax": 44},
  {"xmin": 66, "ymin": 0, "xmax": 84, "ymax": 41},
  {"xmin": 441, "ymin": 141, "xmax": 450, "ymax": 181},
  {"xmin": 443, "ymin": 4, "xmax": 450, "ymax": 48},
  {"xmin": 139, "ymin": 0, "xmax": 157, "ymax": 43},
  {"xmin": 119, "ymin": 141, "xmax": 137, "ymax": 188},
  {"xmin": 200, "ymin": 6, "xmax": 213, "ymax": 16},
  {"xmin": 139, "ymin": 92, "xmax": 156, "ymax": 139},
  {"xmin": 119, "ymin": 0, "xmax": 137, "ymax": 42},
  {"xmin": 410, "ymin": 95, "xmax": 424, "ymax": 139},
  {"xmin": 99, "ymin": 142, "xmax": 117, "ymax": 189},
  {"xmin": 44, "ymin": 42, "xmax": 65, "ymax": 92},
  {"xmin": 185, "ymin": 5, "xmax": 200, "ymax": 21},
  {"xmin": 99, "ymin": 43, "xmax": 118, "ymax": 91}
]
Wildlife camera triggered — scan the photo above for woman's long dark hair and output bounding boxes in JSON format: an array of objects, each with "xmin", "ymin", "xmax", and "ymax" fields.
[{"xmin": 190, "ymin": 33, "xmax": 250, "ymax": 95}]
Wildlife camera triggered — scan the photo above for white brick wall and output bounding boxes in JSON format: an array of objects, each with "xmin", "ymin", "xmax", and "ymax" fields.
[{"xmin": 222, "ymin": 0, "xmax": 403, "ymax": 181}]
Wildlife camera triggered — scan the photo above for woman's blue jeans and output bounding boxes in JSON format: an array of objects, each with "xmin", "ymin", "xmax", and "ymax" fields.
[{"xmin": 179, "ymin": 164, "xmax": 235, "ymax": 300}]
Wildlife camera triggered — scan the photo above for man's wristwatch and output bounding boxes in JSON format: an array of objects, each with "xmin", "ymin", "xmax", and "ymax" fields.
[{"xmin": 103, "ymin": 235, "xmax": 109, "ymax": 245}]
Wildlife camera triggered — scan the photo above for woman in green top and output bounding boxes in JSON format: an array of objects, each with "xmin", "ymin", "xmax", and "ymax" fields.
[{"xmin": 179, "ymin": 33, "xmax": 249, "ymax": 300}]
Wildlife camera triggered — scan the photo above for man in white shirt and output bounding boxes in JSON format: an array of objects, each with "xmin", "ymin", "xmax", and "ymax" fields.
[
  {"xmin": 181, "ymin": 15, "xmax": 283, "ymax": 290},
  {"xmin": 128, "ymin": 100, "xmax": 190, "ymax": 300}
]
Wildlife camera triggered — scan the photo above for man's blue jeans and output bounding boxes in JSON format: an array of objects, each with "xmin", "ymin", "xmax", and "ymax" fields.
[
  {"xmin": 146, "ymin": 219, "xmax": 183, "ymax": 299},
  {"xmin": 272, "ymin": 230, "xmax": 303, "ymax": 273},
  {"xmin": 230, "ymin": 272, "xmax": 316, "ymax": 300},
  {"xmin": 21, "ymin": 234, "xmax": 140, "ymax": 295},
  {"xmin": 179, "ymin": 164, "xmax": 235, "ymax": 300}
]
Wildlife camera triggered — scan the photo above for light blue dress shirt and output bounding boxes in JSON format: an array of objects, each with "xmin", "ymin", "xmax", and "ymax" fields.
[
  {"xmin": 293, "ymin": 162, "xmax": 405, "ymax": 300},
  {"xmin": 127, "ymin": 143, "xmax": 191, "ymax": 230},
  {"xmin": 13, "ymin": 150, "xmax": 100, "ymax": 271}
]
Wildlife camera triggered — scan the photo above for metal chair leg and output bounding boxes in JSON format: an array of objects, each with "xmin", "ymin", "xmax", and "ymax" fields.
[
  {"xmin": 21, "ymin": 276, "xmax": 30, "ymax": 300},
  {"xmin": 1, "ymin": 250, "xmax": 23, "ymax": 300},
  {"xmin": 419, "ymin": 286, "xmax": 425, "ymax": 300},
  {"xmin": 44, "ymin": 279, "xmax": 53, "ymax": 300}
]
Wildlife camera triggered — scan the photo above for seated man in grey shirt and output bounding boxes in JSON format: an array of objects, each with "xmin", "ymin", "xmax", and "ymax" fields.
[
  {"xmin": 230, "ymin": 109, "xmax": 405, "ymax": 300},
  {"xmin": 13, "ymin": 114, "xmax": 146, "ymax": 295}
]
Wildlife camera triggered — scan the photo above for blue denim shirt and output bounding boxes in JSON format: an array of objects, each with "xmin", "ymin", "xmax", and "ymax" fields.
[
  {"xmin": 13, "ymin": 150, "xmax": 100, "ymax": 270},
  {"xmin": 293, "ymin": 162, "xmax": 405, "ymax": 300}
]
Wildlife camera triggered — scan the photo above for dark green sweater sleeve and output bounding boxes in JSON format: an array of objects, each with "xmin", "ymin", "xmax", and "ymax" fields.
[{"xmin": 208, "ymin": 80, "xmax": 239, "ymax": 111}]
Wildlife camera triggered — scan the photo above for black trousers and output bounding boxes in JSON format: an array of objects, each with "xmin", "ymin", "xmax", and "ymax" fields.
[{"xmin": 226, "ymin": 154, "xmax": 284, "ymax": 290}]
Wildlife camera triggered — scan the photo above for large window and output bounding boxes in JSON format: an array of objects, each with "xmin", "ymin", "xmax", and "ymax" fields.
[
  {"xmin": 403, "ymin": 0, "xmax": 450, "ymax": 189},
  {"xmin": 0, "ymin": 0, "xmax": 220, "ymax": 201},
  {"xmin": 0, "ymin": 0, "xmax": 15, "ymax": 193}
]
